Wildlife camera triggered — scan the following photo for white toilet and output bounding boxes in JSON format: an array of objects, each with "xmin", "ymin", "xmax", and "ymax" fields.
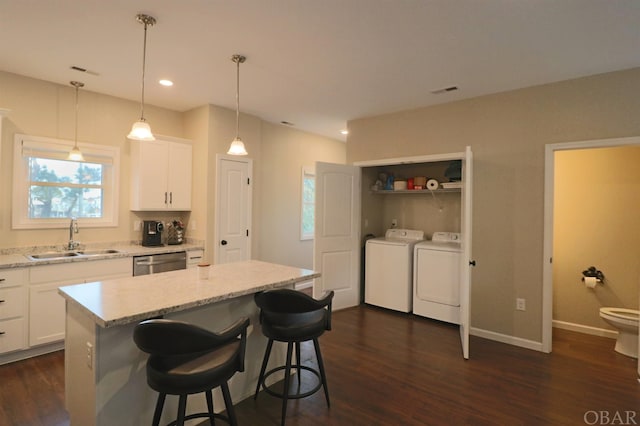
[{"xmin": 599, "ymin": 307, "xmax": 639, "ymax": 358}]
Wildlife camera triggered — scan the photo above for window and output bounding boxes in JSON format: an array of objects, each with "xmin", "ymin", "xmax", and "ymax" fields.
[
  {"xmin": 13, "ymin": 134, "xmax": 120, "ymax": 229},
  {"xmin": 300, "ymin": 166, "xmax": 315, "ymax": 240}
]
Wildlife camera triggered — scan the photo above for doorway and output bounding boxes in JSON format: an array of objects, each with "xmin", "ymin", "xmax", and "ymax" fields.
[{"xmin": 542, "ymin": 136, "xmax": 640, "ymax": 354}]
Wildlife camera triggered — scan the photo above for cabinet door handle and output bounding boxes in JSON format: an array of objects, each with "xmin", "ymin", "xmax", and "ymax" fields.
[
  {"xmin": 164, "ymin": 192, "xmax": 168, "ymax": 204},
  {"xmin": 221, "ymin": 240, "xmax": 228, "ymax": 246},
  {"xmin": 0, "ymin": 278, "xmax": 5, "ymax": 282},
  {"xmin": 0, "ymin": 332, "xmax": 5, "ymax": 335},
  {"xmin": 169, "ymin": 192, "xmax": 173, "ymax": 204},
  {"xmin": 0, "ymin": 300, "xmax": 5, "ymax": 303}
]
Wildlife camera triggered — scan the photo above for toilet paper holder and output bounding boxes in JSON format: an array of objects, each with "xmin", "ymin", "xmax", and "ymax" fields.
[{"xmin": 582, "ymin": 266, "xmax": 604, "ymax": 283}]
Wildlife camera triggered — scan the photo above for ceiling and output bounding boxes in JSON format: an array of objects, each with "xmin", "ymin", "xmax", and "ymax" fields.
[{"xmin": 1, "ymin": 1, "xmax": 640, "ymax": 142}]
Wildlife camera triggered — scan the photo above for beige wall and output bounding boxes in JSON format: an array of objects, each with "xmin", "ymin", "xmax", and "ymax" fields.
[
  {"xmin": 0, "ymin": 71, "xmax": 184, "ymax": 249},
  {"xmin": 259, "ymin": 122, "xmax": 346, "ymax": 269},
  {"xmin": 347, "ymin": 67, "xmax": 640, "ymax": 342},
  {"xmin": 553, "ymin": 146, "xmax": 640, "ymax": 329},
  {"xmin": 1, "ymin": 70, "xmax": 344, "ymax": 275}
]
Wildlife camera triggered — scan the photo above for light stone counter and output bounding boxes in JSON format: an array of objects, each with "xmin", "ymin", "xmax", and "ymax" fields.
[
  {"xmin": 58, "ymin": 260, "xmax": 319, "ymax": 328},
  {"xmin": 0, "ymin": 242, "xmax": 203, "ymax": 269},
  {"xmin": 60, "ymin": 260, "xmax": 319, "ymax": 426}
]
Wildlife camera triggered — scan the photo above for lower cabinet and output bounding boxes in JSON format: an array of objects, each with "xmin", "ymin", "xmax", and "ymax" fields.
[
  {"xmin": 0, "ymin": 268, "xmax": 28, "ymax": 354},
  {"xmin": 28, "ymin": 258, "xmax": 131, "ymax": 347}
]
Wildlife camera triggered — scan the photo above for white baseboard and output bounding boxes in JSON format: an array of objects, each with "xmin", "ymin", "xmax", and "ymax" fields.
[
  {"xmin": 469, "ymin": 321, "xmax": 618, "ymax": 355},
  {"xmin": 471, "ymin": 327, "xmax": 544, "ymax": 352},
  {"xmin": 0, "ymin": 341, "xmax": 64, "ymax": 366},
  {"xmin": 552, "ymin": 319, "xmax": 617, "ymax": 339}
]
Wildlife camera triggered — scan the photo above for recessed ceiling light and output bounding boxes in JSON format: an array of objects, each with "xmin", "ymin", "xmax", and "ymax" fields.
[
  {"xmin": 340, "ymin": 129, "xmax": 349, "ymax": 135},
  {"xmin": 159, "ymin": 79, "xmax": 173, "ymax": 87}
]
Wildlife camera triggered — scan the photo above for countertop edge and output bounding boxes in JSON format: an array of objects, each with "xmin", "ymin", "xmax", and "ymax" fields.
[
  {"xmin": 0, "ymin": 243, "xmax": 204, "ymax": 269},
  {"xmin": 59, "ymin": 265, "xmax": 320, "ymax": 328}
]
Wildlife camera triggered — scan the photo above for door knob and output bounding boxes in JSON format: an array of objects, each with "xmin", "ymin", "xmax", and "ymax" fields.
[{"xmin": 221, "ymin": 240, "xmax": 228, "ymax": 245}]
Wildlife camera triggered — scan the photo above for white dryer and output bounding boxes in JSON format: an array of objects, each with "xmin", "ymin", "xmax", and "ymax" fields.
[
  {"xmin": 413, "ymin": 232, "xmax": 462, "ymax": 324},
  {"xmin": 365, "ymin": 229, "xmax": 425, "ymax": 312}
]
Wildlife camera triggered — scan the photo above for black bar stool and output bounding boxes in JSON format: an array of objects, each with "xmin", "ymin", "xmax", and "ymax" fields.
[
  {"xmin": 253, "ymin": 289, "xmax": 334, "ymax": 425},
  {"xmin": 133, "ymin": 317, "xmax": 250, "ymax": 426}
]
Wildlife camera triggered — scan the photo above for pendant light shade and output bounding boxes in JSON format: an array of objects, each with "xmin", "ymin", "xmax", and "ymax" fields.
[
  {"xmin": 227, "ymin": 54, "xmax": 248, "ymax": 156},
  {"xmin": 128, "ymin": 14, "xmax": 156, "ymax": 141},
  {"xmin": 68, "ymin": 81, "xmax": 85, "ymax": 162}
]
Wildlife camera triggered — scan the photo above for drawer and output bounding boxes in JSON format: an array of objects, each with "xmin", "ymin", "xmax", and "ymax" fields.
[
  {"xmin": 0, "ymin": 268, "xmax": 28, "ymax": 288},
  {"xmin": 187, "ymin": 250, "xmax": 204, "ymax": 268},
  {"xmin": 0, "ymin": 286, "xmax": 26, "ymax": 320},
  {"xmin": 0, "ymin": 318, "xmax": 27, "ymax": 354}
]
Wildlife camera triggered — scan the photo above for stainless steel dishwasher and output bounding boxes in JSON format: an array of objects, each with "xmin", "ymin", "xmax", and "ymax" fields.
[{"xmin": 133, "ymin": 251, "xmax": 187, "ymax": 276}]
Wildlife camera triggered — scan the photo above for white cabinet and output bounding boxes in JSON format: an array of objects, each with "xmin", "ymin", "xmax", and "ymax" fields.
[
  {"xmin": 29, "ymin": 258, "xmax": 131, "ymax": 346},
  {"xmin": 130, "ymin": 137, "xmax": 192, "ymax": 211},
  {"xmin": 186, "ymin": 249, "xmax": 204, "ymax": 268},
  {"xmin": 0, "ymin": 268, "xmax": 28, "ymax": 354}
]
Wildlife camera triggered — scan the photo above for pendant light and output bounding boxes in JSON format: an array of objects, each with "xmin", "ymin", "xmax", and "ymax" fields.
[
  {"xmin": 68, "ymin": 81, "xmax": 85, "ymax": 161},
  {"xmin": 127, "ymin": 14, "xmax": 156, "ymax": 141},
  {"xmin": 227, "ymin": 54, "xmax": 248, "ymax": 155}
]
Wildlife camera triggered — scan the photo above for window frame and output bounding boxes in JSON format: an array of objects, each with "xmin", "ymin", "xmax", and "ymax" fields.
[
  {"xmin": 300, "ymin": 165, "xmax": 315, "ymax": 241},
  {"xmin": 12, "ymin": 134, "xmax": 120, "ymax": 229}
]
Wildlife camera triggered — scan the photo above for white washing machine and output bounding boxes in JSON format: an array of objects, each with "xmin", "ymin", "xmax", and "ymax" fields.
[
  {"xmin": 413, "ymin": 232, "xmax": 462, "ymax": 324},
  {"xmin": 365, "ymin": 229, "xmax": 425, "ymax": 312}
]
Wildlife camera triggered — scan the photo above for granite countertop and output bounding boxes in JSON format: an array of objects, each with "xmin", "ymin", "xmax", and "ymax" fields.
[
  {"xmin": 58, "ymin": 260, "xmax": 320, "ymax": 328},
  {"xmin": 0, "ymin": 242, "xmax": 204, "ymax": 270}
]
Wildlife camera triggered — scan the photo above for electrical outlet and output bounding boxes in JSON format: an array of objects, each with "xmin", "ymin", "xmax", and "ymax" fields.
[
  {"xmin": 190, "ymin": 220, "xmax": 196, "ymax": 230},
  {"xmin": 516, "ymin": 298, "xmax": 526, "ymax": 311},
  {"xmin": 86, "ymin": 342, "xmax": 93, "ymax": 369},
  {"xmin": 391, "ymin": 219, "xmax": 398, "ymax": 228},
  {"xmin": 133, "ymin": 220, "xmax": 141, "ymax": 232}
]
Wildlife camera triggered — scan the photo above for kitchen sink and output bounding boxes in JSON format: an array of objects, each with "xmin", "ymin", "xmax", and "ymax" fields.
[
  {"xmin": 27, "ymin": 252, "xmax": 80, "ymax": 260},
  {"xmin": 26, "ymin": 249, "xmax": 122, "ymax": 261},
  {"xmin": 76, "ymin": 249, "xmax": 121, "ymax": 256}
]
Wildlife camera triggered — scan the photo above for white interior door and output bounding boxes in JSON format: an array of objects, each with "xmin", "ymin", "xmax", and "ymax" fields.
[
  {"xmin": 314, "ymin": 162, "xmax": 361, "ymax": 310},
  {"xmin": 460, "ymin": 146, "xmax": 474, "ymax": 359},
  {"xmin": 215, "ymin": 155, "xmax": 252, "ymax": 264}
]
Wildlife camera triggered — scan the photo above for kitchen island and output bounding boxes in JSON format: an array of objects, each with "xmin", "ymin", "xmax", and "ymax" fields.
[{"xmin": 58, "ymin": 260, "xmax": 319, "ymax": 426}]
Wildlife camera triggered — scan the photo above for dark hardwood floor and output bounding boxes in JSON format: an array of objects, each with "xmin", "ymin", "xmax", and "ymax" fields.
[{"xmin": 0, "ymin": 305, "xmax": 638, "ymax": 425}]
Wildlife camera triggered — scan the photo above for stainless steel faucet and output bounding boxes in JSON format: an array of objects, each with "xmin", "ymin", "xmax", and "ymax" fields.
[{"xmin": 68, "ymin": 217, "xmax": 80, "ymax": 250}]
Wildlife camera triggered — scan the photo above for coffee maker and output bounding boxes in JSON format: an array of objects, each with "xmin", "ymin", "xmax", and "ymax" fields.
[{"xmin": 142, "ymin": 220, "xmax": 164, "ymax": 247}]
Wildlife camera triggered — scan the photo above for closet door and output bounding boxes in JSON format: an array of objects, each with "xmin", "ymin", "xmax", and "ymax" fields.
[
  {"xmin": 460, "ymin": 146, "xmax": 474, "ymax": 359},
  {"xmin": 314, "ymin": 162, "xmax": 361, "ymax": 310}
]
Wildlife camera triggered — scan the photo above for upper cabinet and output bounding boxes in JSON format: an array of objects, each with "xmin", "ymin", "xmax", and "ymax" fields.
[{"xmin": 130, "ymin": 137, "xmax": 192, "ymax": 211}]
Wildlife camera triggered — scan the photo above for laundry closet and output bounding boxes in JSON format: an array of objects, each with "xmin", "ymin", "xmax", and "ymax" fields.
[{"xmin": 313, "ymin": 147, "xmax": 473, "ymax": 358}]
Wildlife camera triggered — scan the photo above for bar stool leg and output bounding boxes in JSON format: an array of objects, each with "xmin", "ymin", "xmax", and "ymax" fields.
[
  {"xmin": 176, "ymin": 394, "xmax": 188, "ymax": 426},
  {"xmin": 221, "ymin": 382, "xmax": 238, "ymax": 426},
  {"xmin": 255, "ymin": 339, "xmax": 274, "ymax": 399},
  {"xmin": 206, "ymin": 389, "xmax": 215, "ymax": 425},
  {"xmin": 295, "ymin": 341, "xmax": 302, "ymax": 387},
  {"xmin": 281, "ymin": 342, "xmax": 294, "ymax": 426},
  {"xmin": 152, "ymin": 393, "xmax": 166, "ymax": 426},
  {"xmin": 313, "ymin": 338, "xmax": 330, "ymax": 408}
]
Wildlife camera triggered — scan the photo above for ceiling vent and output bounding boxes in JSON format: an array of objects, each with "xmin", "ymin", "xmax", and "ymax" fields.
[
  {"xmin": 70, "ymin": 65, "xmax": 100, "ymax": 76},
  {"xmin": 430, "ymin": 86, "xmax": 458, "ymax": 95}
]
